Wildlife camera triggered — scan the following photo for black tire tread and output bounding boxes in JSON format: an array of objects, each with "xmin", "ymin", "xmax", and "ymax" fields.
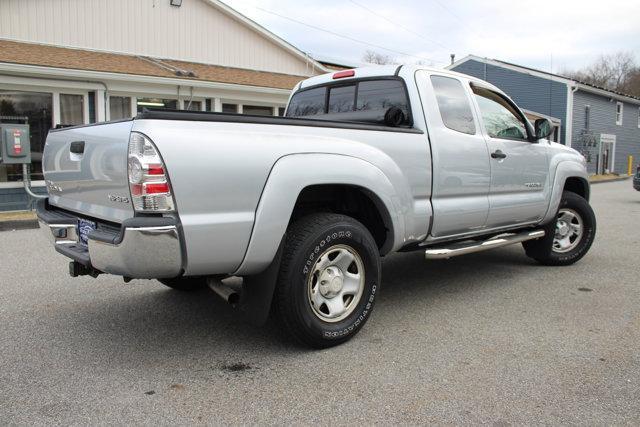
[
  {"xmin": 524, "ymin": 191, "xmax": 596, "ymax": 266},
  {"xmin": 272, "ymin": 213, "xmax": 375, "ymax": 348}
]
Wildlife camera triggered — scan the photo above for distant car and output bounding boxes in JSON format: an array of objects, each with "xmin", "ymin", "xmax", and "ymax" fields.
[{"xmin": 634, "ymin": 164, "xmax": 640, "ymax": 191}]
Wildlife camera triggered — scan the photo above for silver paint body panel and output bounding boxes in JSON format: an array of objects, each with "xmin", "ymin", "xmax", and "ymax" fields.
[{"xmin": 42, "ymin": 65, "xmax": 590, "ymax": 278}]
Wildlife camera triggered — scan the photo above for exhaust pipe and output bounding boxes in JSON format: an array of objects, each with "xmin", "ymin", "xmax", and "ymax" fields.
[{"xmin": 207, "ymin": 277, "xmax": 240, "ymax": 306}]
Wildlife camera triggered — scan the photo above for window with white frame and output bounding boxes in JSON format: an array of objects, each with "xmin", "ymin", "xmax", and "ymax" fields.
[
  {"xmin": 109, "ymin": 96, "xmax": 131, "ymax": 120},
  {"xmin": 616, "ymin": 101, "xmax": 623, "ymax": 126},
  {"xmin": 60, "ymin": 94, "xmax": 84, "ymax": 126}
]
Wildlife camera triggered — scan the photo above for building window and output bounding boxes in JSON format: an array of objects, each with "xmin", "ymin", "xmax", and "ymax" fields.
[
  {"xmin": 584, "ymin": 105, "xmax": 590, "ymax": 130},
  {"xmin": 60, "ymin": 94, "xmax": 84, "ymax": 126},
  {"xmin": 278, "ymin": 107, "xmax": 286, "ymax": 116},
  {"xmin": 616, "ymin": 101, "xmax": 623, "ymax": 126},
  {"xmin": 137, "ymin": 98, "xmax": 177, "ymax": 113},
  {"xmin": 243, "ymin": 105, "xmax": 273, "ymax": 116},
  {"xmin": 431, "ymin": 75, "xmax": 476, "ymax": 135},
  {"xmin": 183, "ymin": 100, "xmax": 202, "ymax": 111},
  {"xmin": 109, "ymin": 96, "xmax": 131, "ymax": 120},
  {"xmin": 88, "ymin": 92, "xmax": 96, "ymax": 123},
  {"xmin": 222, "ymin": 103, "xmax": 238, "ymax": 113},
  {"xmin": 0, "ymin": 90, "xmax": 53, "ymax": 182}
]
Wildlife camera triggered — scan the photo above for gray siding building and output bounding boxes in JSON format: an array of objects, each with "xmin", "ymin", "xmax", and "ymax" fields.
[{"xmin": 449, "ymin": 55, "xmax": 640, "ymax": 175}]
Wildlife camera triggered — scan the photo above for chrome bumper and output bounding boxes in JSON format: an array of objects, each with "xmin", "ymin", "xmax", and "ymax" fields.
[
  {"xmin": 37, "ymin": 201, "xmax": 183, "ymax": 279},
  {"xmin": 88, "ymin": 225, "xmax": 182, "ymax": 278}
]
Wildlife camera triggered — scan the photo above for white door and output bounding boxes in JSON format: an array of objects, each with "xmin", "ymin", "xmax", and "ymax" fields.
[
  {"xmin": 470, "ymin": 85, "xmax": 550, "ymax": 229},
  {"xmin": 419, "ymin": 72, "xmax": 491, "ymax": 237}
]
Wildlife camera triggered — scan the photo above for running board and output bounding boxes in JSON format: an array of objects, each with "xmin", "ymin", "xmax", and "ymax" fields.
[{"xmin": 424, "ymin": 230, "xmax": 545, "ymax": 260}]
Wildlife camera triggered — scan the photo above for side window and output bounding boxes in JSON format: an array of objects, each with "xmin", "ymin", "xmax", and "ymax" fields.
[
  {"xmin": 286, "ymin": 87, "xmax": 326, "ymax": 117},
  {"xmin": 430, "ymin": 76, "xmax": 476, "ymax": 134},
  {"xmin": 356, "ymin": 80, "xmax": 411, "ymax": 125},
  {"xmin": 328, "ymin": 85, "xmax": 355, "ymax": 113},
  {"xmin": 472, "ymin": 86, "xmax": 528, "ymax": 140}
]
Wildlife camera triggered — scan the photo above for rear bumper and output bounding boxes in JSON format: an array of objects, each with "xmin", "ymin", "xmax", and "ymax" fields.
[{"xmin": 36, "ymin": 199, "xmax": 183, "ymax": 279}]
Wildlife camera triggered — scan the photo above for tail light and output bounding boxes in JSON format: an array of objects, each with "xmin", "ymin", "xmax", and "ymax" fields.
[{"xmin": 128, "ymin": 132, "xmax": 175, "ymax": 212}]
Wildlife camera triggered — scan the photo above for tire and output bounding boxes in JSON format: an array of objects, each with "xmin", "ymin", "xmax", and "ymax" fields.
[
  {"xmin": 159, "ymin": 277, "xmax": 207, "ymax": 291},
  {"xmin": 523, "ymin": 191, "xmax": 596, "ymax": 266},
  {"xmin": 272, "ymin": 213, "xmax": 381, "ymax": 348}
]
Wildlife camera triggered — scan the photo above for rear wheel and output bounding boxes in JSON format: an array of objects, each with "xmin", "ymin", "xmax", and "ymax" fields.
[
  {"xmin": 159, "ymin": 277, "xmax": 207, "ymax": 291},
  {"xmin": 272, "ymin": 213, "xmax": 381, "ymax": 348},
  {"xmin": 523, "ymin": 191, "xmax": 596, "ymax": 266}
]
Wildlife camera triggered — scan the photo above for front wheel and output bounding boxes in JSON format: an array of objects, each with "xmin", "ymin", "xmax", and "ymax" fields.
[
  {"xmin": 523, "ymin": 191, "xmax": 596, "ymax": 266},
  {"xmin": 272, "ymin": 213, "xmax": 381, "ymax": 348}
]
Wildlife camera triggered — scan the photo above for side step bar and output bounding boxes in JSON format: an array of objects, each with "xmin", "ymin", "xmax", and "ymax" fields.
[{"xmin": 424, "ymin": 230, "xmax": 545, "ymax": 260}]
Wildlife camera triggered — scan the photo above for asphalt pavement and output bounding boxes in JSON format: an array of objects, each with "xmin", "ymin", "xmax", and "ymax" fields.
[{"xmin": 1, "ymin": 180, "xmax": 638, "ymax": 424}]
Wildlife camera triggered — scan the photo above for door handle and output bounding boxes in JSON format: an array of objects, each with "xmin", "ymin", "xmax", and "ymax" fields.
[
  {"xmin": 491, "ymin": 150, "xmax": 507, "ymax": 159},
  {"xmin": 69, "ymin": 141, "xmax": 85, "ymax": 155}
]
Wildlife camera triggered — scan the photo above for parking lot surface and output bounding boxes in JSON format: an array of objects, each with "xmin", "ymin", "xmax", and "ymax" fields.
[{"xmin": 1, "ymin": 180, "xmax": 639, "ymax": 424}]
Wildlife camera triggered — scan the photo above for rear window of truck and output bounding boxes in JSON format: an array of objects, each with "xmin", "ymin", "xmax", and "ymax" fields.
[{"xmin": 286, "ymin": 78, "xmax": 412, "ymax": 127}]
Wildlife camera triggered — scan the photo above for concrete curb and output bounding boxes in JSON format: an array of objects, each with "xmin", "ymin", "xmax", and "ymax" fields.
[
  {"xmin": 0, "ymin": 219, "xmax": 39, "ymax": 232},
  {"xmin": 590, "ymin": 176, "xmax": 632, "ymax": 185}
]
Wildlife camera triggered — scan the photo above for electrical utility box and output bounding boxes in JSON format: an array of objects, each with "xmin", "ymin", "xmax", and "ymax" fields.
[{"xmin": 0, "ymin": 124, "xmax": 31, "ymax": 164}]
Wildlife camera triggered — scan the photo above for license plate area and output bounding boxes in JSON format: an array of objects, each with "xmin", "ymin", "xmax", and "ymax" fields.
[{"xmin": 77, "ymin": 218, "xmax": 97, "ymax": 246}]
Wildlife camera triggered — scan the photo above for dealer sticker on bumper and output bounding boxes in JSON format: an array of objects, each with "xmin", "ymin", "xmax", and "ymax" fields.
[{"xmin": 77, "ymin": 219, "xmax": 96, "ymax": 246}]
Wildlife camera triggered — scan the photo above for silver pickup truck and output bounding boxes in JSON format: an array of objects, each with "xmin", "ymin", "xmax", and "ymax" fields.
[{"xmin": 37, "ymin": 65, "xmax": 596, "ymax": 347}]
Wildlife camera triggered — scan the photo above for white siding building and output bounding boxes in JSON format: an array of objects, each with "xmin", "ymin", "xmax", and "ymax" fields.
[{"xmin": 0, "ymin": 0, "xmax": 330, "ymax": 209}]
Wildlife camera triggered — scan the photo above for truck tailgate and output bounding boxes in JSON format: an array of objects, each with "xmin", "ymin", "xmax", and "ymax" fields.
[{"xmin": 42, "ymin": 120, "xmax": 134, "ymax": 223}]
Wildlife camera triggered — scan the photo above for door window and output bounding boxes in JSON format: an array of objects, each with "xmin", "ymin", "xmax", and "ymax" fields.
[
  {"xmin": 431, "ymin": 76, "xmax": 476, "ymax": 135},
  {"xmin": 472, "ymin": 86, "xmax": 528, "ymax": 141}
]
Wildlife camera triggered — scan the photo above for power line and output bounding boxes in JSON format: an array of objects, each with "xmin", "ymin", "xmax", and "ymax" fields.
[
  {"xmin": 348, "ymin": 0, "xmax": 450, "ymax": 52},
  {"xmin": 251, "ymin": 5, "xmax": 447, "ymax": 65},
  {"xmin": 430, "ymin": 0, "xmax": 485, "ymax": 42}
]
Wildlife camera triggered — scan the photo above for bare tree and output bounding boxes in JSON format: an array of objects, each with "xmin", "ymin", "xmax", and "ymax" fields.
[
  {"xmin": 362, "ymin": 50, "xmax": 397, "ymax": 65},
  {"xmin": 565, "ymin": 52, "xmax": 640, "ymax": 96}
]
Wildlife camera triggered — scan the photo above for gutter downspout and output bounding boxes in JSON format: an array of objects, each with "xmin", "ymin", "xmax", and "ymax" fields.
[{"xmin": 565, "ymin": 84, "xmax": 578, "ymax": 147}]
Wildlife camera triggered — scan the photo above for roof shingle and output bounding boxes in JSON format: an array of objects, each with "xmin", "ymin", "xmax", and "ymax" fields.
[{"xmin": 0, "ymin": 39, "xmax": 306, "ymax": 90}]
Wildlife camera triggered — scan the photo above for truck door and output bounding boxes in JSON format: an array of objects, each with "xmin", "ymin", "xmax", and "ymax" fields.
[
  {"xmin": 470, "ymin": 84, "xmax": 550, "ymax": 228},
  {"xmin": 419, "ymin": 72, "xmax": 491, "ymax": 237}
]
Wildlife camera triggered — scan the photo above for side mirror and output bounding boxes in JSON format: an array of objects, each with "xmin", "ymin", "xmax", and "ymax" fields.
[{"xmin": 534, "ymin": 118, "xmax": 553, "ymax": 141}]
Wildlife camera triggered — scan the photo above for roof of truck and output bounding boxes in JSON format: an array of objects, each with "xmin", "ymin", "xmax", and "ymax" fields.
[{"xmin": 297, "ymin": 64, "xmax": 505, "ymax": 94}]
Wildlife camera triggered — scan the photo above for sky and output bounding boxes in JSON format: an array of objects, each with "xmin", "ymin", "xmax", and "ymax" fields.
[{"xmin": 219, "ymin": 0, "xmax": 640, "ymax": 73}]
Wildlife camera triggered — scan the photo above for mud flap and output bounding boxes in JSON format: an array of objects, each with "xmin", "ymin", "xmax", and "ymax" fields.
[{"xmin": 238, "ymin": 239, "xmax": 284, "ymax": 326}]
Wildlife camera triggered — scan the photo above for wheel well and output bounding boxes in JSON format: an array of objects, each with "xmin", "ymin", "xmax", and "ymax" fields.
[
  {"xmin": 291, "ymin": 184, "xmax": 393, "ymax": 254},
  {"xmin": 564, "ymin": 177, "xmax": 589, "ymax": 200}
]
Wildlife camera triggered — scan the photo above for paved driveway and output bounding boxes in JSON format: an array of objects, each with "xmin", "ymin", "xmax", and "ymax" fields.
[{"xmin": 1, "ymin": 180, "xmax": 638, "ymax": 424}]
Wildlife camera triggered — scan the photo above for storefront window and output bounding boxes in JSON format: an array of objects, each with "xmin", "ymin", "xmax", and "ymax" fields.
[
  {"xmin": 0, "ymin": 90, "xmax": 52, "ymax": 182},
  {"xmin": 137, "ymin": 98, "xmax": 177, "ymax": 112},
  {"xmin": 60, "ymin": 94, "xmax": 84, "ymax": 126},
  {"xmin": 184, "ymin": 100, "xmax": 202, "ymax": 111},
  {"xmin": 243, "ymin": 105, "xmax": 273, "ymax": 116},
  {"xmin": 109, "ymin": 96, "xmax": 131, "ymax": 120},
  {"xmin": 222, "ymin": 103, "xmax": 238, "ymax": 113}
]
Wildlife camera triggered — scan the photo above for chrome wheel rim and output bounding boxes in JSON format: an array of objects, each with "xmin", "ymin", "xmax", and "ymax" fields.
[
  {"xmin": 307, "ymin": 244, "xmax": 365, "ymax": 323},
  {"xmin": 553, "ymin": 208, "xmax": 583, "ymax": 253}
]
